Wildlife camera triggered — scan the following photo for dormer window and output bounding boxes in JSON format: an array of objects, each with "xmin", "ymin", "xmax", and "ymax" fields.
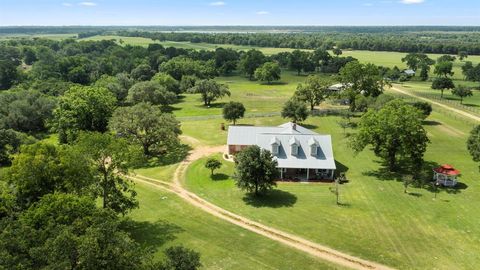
[
  {"xmin": 289, "ymin": 136, "xmax": 299, "ymax": 156},
  {"xmin": 308, "ymin": 137, "xmax": 319, "ymax": 156},
  {"xmin": 272, "ymin": 143, "xmax": 279, "ymax": 155},
  {"xmin": 270, "ymin": 137, "xmax": 280, "ymax": 155},
  {"xmin": 291, "ymin": 144, "xmax": 299, "ymax": 156}
]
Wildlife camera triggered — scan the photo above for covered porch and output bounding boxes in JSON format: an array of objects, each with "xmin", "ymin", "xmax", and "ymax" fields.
[{"xmin": 279, "ymin": 168, "xmax": 335, "ymax": 182}]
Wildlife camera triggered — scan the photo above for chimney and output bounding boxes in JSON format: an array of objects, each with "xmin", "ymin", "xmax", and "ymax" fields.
[{"xmin": 292, "ymin": 123, "xmax": 297, "ymax": 131}]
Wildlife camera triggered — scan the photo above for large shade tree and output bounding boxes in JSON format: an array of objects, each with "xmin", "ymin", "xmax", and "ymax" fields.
[
  {"xmin": 234, "ymin": 145, "xmax": 279, "ymax": 196},
  {"xmin": 254, "ymin": 62, "xmax": 281, "ymax": 84},
  {"xmin": 189, "ymin": 79, "xmax": 231, "ymax": 106},
  {"xmin": 222, "ymin": 101, "xmax": 245, "ymax": 125},
  {"xmin": 294, "ymin": 75, "xmax": 331, "ymax": 110},
  {"xmin": 52, "ymin": 85, "xmax": 116, "ymax": 143},
  {"xmin": 73, "ymin": 132, "xmax": 140, "ymax": 215},
  {"xmin": 109, "ymin": 102, "xmax": 181, "ymax": 156},
  {"xmin": 339, "ymin": 61, "xmax": 386, "ymax": 111},
  {"xmin": 127, "ymin": 81, "xmax": 177, "ymax": 107},
  {"xmin": 238, "ymin": 49, "xmax": 266, "ymax": 80},
  {"xmin": 281, "ymin": 99, "xmax": 309, "ymax": 123},
  {"xmin": 350, "ymin": 99, "xmax": 429, "ymax": 174}
]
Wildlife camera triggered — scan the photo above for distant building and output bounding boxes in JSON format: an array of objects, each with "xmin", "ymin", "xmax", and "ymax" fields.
[
  {"xmin": 403, "ymin": 69, "xmax": 416, "ymax": 76},
  {"xmin": 328, "ymin": 83, "xmax": 352, "ymax": 93},
  {"xmin": 227, "ymin": 122, "xmax": 336, "ymax": 181}
]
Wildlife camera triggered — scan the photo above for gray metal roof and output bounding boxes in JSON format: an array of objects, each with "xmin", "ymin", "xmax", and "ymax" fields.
[{"xmin": 227, "ymin": 122, "xmax": 336, "ymax": 170}]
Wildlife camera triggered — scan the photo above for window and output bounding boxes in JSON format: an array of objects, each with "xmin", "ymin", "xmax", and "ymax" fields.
[
  {"xmin": 291, "ymin": 144, "xmax": 298, "ymax": 156},
  {"xmin": 271, "ymin": 144, "xmax": 279, "ymax": 155}
]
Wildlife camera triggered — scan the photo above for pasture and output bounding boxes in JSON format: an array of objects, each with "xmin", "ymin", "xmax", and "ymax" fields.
[{"xmin": 182, "ymin": 110, "xmax": 479, "ymax": 270}]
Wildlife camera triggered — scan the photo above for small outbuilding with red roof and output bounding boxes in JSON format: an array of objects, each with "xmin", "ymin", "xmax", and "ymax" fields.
[{"xmin": 433, "ymin": 164, "xmax": 461, "ymax": 187}]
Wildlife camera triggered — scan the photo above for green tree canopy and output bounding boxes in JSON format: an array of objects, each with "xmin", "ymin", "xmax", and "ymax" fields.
[
  {"xmin": 73, "ymin": 132, "xmax": 140, "ymax": 215},
  {"xmin": 431, "ymin": 77, "xmax": 455, "ymax": 98},
  {"xmin": 254, "ymin": 62, "xmax": 281, "ymax": 84},
  {"xmin": 152, "ymin": 72, "xmax": 181, "ymax": 95},
  {"xmin": 222, "ymin": 101, "xmax": 245, "ymax": 125},
  {"xmin": 52, "ymin": 85, "xmax": 116, "ymax": 143},
  {"xmin": 189, "ymin": 79, "xmax": 231, "ymax": 106},
  {"xmin": 109, "ymin": 102, "xmax": 181, "ymax": 156},
  {"xmin": 238, "ymin": 49, "xmax": 266, "ymax": 80},
  {"xmin": 205, "ymin": 158, "xmax": 222, "ymax": 176},
  {"xmin": 467, "ymin": 125, "xmax": 480, "ymax": 172},
  {"xmin": 281, "ymin": 99, "xmax": 309, "ymax": 123},
  {"xmin": 127, "ymin": 81, "xmax": 177, "ymax": 107},
  {"xmin": 350, "ymin": 99, "xmax": 429, "ymax": 174},
  {"xmin": 452, "ymin": 85, "xmax": 473, "ymax": 104},
  {"xmin": 294, "ymin": 75, "xmax": 331, "ymax": 110},
  {"xmin": 233, "ymin": 145, "xmax": 279, "ymax": 196}
]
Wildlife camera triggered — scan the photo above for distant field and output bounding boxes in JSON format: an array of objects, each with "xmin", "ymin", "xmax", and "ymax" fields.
[{"xmin": 79, "ymin": 35, "xmax": 480, "ymax": 80}]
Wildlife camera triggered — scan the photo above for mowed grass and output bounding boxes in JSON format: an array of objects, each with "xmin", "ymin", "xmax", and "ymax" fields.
[
  {"xmin": 396, "ymin": 81, "xmax": 480, "ymax": 109},
  {"xmin": 173, "ymin": 71, "xmax": 315, "ymax": 118},
  {"xmin": 183, "ymin": 111, "xmax": 480, "ymax": 269},
  {"xmin": 128, "ymin": 181, "xmax": 343, "ymax": 270}
]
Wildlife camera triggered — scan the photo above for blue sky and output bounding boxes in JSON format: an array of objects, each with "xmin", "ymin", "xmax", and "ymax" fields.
[{"xmin": 0, "ymin": 0, "xmax": 479, "ymax": 26}]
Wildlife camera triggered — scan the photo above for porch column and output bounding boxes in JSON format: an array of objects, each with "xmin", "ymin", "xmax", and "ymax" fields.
[
  {"xmin": 280, "ymin": 168, "xmax": 283, "ymax": 180},
  {"xmin": 330, "ymin": 170, "xmax": 334, "ymax": 180},
  {"xmin": 306, "ymin": 168, "xmax": 309, "ymax": 180}
]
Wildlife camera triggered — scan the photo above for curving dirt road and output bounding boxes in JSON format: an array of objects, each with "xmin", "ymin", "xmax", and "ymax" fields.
[
  {"xmin": 389, "ymin": 85, "xmax": 480, "ymax": 122},
  {"xmin": 130, "ymin": 144, "xmax": 395, "ymax": 270}
]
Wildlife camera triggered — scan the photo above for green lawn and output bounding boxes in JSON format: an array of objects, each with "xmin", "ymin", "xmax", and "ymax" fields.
[
  {"xmin": 397, "ymin": 81, "xmax": 480, "ymax": 110},
  {"xmin": 128, "ymin": 181, "xmax": 343, "ymax": 270},
  {"xmin": 182, "ymin": 112, "xmax": 480, "ymax": 270}
]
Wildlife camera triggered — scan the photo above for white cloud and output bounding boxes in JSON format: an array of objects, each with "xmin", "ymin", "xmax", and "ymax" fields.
[
  {"xmin": 209, "ymin": 1, "xmax": 226, "ymax": 6},
  {"xmin": 78, "ymin": 2, "xmax": 97, "ymax": 6},
  {"xmin": 400, "ymin": 0, "xmax": 424, "ymax": 4},
  {"xmin": 256, "ymin": 11, "xmax": 270, "ymax": 15},
  {"xmin": 62, "ymin": 2, "xmax": 73, "ymax": 6}
]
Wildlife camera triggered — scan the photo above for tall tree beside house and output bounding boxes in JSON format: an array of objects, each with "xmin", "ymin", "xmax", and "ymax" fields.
[
  {"xmin": 467, "ymin": 125, "xmax": 480, "ymax": 172},
  {"xmin": 238, "ymin": 49, "xmax": 266, "ymax": 80},
  {"xmin": 223, "ymin": 101, "xmax": 245, "ymax": 125},
  {"xmin": 254, "ymin": 62, "xmax": 281, "ymax": 84},
  {"xmin": 350, "ymin": 99, "xmax": 429, "ymax": 174},
  {"xmin": 234, "ymin": 145, "xmax": 279, "ymax": 196},
  {"xmin": 452, "ymin": 85, "xmax": 473, "ymax": 104},
  {"xmin": 109, "ymin": 102, "xmax": 181, "ymax": 156},
  {"xmin": 294, "ymin": 75, "xmax": 331, "ymax": 110},
  {"xmin": 205, "ymin": 158, "xmax": 222, "ymax": 177},
  {"xmin": 52, "ymin": 85, "xmax": 116, "ymax": 143},
  {"xmin": 189, "ymin": 79, "xmax": 231, "ymax": 106},
  {"xmin": 281, "ymin": 99, "xmax": 309, "ymax": 123},
  {"xmin": 73, "ymin": 132, "xmax": 140, "ymax": 215}
]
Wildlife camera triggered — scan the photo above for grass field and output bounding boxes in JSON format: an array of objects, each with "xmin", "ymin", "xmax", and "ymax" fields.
[
  {"xmin": 128, "ymin": 182, "xmax": 341, "ymax": 270},
  {"xmin": 183, "ymin": 110, "xmax": 480, "ymax": 270}
]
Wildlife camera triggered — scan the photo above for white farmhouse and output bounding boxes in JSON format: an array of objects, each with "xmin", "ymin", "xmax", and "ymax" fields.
[{"xmin": 227, "ymin": 122, "xmax": 336, "ymax": 181}]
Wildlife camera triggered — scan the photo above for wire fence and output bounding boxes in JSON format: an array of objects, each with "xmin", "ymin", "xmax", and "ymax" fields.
[{"xmin": 410, "ymin": 91, "xmax": 480, "ymax": 117}]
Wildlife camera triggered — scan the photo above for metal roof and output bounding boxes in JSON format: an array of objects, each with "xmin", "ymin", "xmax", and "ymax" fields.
[{"xmin": 227, "ymin": 122, "xmax": 336, "ymax": 170}]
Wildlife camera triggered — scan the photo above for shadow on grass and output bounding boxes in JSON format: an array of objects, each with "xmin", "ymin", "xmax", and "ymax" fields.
[
  {"xmin": 422, "ymin": 120, "xmax": 441, "ymax": 126},
  {"xmin": 211, "ymin": 173, "xmax": 229, "ymax": 181},
  {"xmin": 301, "ymin": 123, "xmax": 319, "ymax": 130},
  {"xmin": 407, "ymin": 192, "xmax": 423, "ymax": 197},
  {"xmin": 137, "ymin": 143, "xmax": 192, "ymax": 168},
  {"xmin": 260, "ymin": 81, "xmax": 288, "ymax": 86},
  {"xmin": 242, "ymin": 189, "xmax": 297, "ymax": 208},
  {"xmin": 195, "ymin": 102, "xmax": 227, "ymax": 109},
  {"xmin": 121, "ymin": 219, "xmax": 183, "ymax": 248}
]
